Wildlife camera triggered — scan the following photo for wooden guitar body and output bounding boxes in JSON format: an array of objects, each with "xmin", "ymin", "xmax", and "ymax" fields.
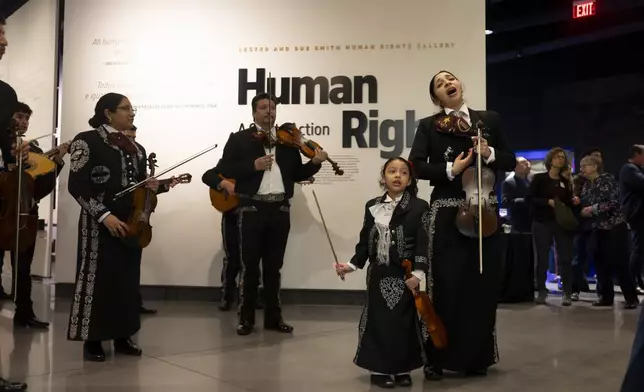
[{"xmin": 209, "ymin": 175, "xmax": 238, "ymax": 213}]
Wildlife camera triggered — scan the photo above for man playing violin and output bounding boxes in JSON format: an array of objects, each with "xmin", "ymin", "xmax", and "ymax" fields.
[
  {"xmin": 123, "ymin": 125, "xmax": 180, "ymax": 315},
  {"xmin": 217, "ymin": 92, "xmax": 327, "ymax": 335},
  {"xmin": 1, "ymin": 102, "xmax": 68, "ymax": 329}
]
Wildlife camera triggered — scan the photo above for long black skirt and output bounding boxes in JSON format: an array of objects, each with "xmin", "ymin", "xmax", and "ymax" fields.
[
  {"xmin": 425, "ymin": 197, "xmax": 501, "ymax": 372},
  {"xmin": 354, "ymin": 262, "xmax": 425, "ymax": 375},
  {"xmin": 67, "ymin": 209, "xmax": 142, "ymax": 342}
]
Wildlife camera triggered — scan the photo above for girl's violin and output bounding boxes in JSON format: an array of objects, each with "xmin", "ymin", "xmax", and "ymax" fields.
[{"xmin": 273, "ymin": 123, "xmax": 344, "ymax": 176}]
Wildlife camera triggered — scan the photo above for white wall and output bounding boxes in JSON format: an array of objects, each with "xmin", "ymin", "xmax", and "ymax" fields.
[
  {"xmin": 57, "ymin": 0, "xmax": 486, "ymax": 289},
  {"xmin": 0, "ymin": 0, "xmax": 59, "ymax": 278}
]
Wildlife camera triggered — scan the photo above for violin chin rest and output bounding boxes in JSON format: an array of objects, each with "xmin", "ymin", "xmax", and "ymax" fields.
[{"xmin": 279, "ymin": 122, "xmax": 296, "ymax": 131}]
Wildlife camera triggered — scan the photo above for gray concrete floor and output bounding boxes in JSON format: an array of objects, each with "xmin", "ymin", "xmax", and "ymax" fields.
[{"xmin": 0, "ymin": 283, "xmax": 639, "ymax": 391}]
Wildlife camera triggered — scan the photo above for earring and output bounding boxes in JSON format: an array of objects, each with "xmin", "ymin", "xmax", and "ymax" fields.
[{"xmin": 107, "ymin": 117, "xmax": 112, "ymax": 123}]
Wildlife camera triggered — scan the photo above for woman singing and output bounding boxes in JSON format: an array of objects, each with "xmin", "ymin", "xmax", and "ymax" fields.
[
  {"xmin": 408, "ymin": 70, "xmax": 516, "ymax": 378},
  {"xmin": 66, "ymin": 93, "xmax": 159, "ymax": 362}
]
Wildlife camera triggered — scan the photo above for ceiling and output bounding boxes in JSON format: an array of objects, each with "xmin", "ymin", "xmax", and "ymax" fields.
[
  {"xmin": 486, "ymin": 0, "xmax": 644, "ymax": 62},
  {"xmin": 3, "ymin": 0, "xmax": 643, "ymax": 65},
  {"xmin": 0, "ymin": 0, "xmax": 28, "ymax": 19}
]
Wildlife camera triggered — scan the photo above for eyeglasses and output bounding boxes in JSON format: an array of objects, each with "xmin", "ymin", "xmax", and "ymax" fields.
[{"xmin": 117, "ymin": 105, "xmax": 137, "ymax": 114}]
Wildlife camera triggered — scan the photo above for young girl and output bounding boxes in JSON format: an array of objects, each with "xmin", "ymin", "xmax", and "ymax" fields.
[{"xmin": 335, "ymin": 157, "xmax": 431, "ymax": 388}]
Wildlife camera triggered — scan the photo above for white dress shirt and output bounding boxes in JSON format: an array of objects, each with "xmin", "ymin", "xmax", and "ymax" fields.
[
  {"xmin": 444, "ymin": 103, "xmax": 496, "ymax": 180},
  {"xmin": 347, "ymin": 193, "xmax": 426, "ymax": 282},
  {"xmin": 255, "ymin": 123, "xmax": 286, "ymax": 195}
]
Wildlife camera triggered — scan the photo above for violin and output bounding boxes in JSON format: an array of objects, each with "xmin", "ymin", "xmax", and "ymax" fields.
[
  {"xmin": 274, "ymin": 123, "xmax": 344, "ymax": 176},
  {"xmin": 401, "ymin": 259, "xmax": 447, "ymax": 349},
  {"xmin": 125, "ymin": 152, "xmax": 192, "ymax": 248},
  {"xmin": 0, "ymin": 124, "xmax": 38, "ymax": 253},
  {"xmin": 453, "ymin": 121, "xmax": 497, "ymax": 274},
  {"xmin": 125, "ymin": 153, "xmax": 158, "ymax": 248}
]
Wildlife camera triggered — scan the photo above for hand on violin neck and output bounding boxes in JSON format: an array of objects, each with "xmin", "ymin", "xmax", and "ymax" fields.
[
  {"xmin": 471, "ymin": 136, "xmax": 491, "ymax": 158},
  {"xmin": 255, "ymin": 154, "xmax": 274, "ymax": 171},
  {"xmin": 451, "ymin": 149, "xmax": 474, "ymax": 176},
  {"xmin": 311, "ymin": 148, "xmax": 328, "ymax": 165}
]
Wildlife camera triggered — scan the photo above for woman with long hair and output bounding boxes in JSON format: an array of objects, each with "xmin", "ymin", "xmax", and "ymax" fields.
[
  {"xmin": 408, "ymin": 70, "xmax": 516, "ymax": 378},
  {"xmin": 526, "ymin": 147, "xmax": 577, "ymax": 305}
]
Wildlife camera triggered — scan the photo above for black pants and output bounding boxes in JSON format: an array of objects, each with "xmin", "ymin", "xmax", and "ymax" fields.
[
  {"xmin": 221, "ymin": 210, "xmax": 241, "ymax": 301},
  {"xmin": 594, "ymin": 224, "xmax": 638, "ymax": 303},
  {"xmin": 629, "ymin": 227, "xmax": 644, "ymax": 289},
  {"xmin": 220, "ymin": 210, "xmax": 262, "ymax": 302},
  {"xmin": 8, "ymin": 238, "xmax": 37, "ymax": 318},
  {"xmin": 237, "ymin": 200, "xmax": 290, "ymax": 325},
  {"xmin": 532, "ymin": 220, "xmax": 574, "ymax": 294},
  {"xmin": 621, "ymin": 306, "xmax": 644, "ymax": 391}
]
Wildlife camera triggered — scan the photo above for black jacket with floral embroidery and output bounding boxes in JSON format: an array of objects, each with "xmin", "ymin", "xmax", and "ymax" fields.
[{"xmin": 579, "ymin": 173, "xmax": 624, "ymax": 230}]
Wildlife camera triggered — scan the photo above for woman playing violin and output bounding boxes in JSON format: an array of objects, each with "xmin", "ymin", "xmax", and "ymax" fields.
[
  {"xmin": 408, "ymin": 70, "xmax": 516, "ymax": 379},
  {"xmin": 66, "ymin": 93, "xmax": 160, "ymax": 362}
]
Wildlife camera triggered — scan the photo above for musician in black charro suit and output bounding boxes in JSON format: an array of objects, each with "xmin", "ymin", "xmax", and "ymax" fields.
[
  {"xmin": 217, "ymin": 92, "xmax": 325, "ymax": 335},
  {"xmin": 0, "ymin": 15, "xmax": 31, "ymax": 392},
  {"xmin": 408, "ymin": 70, "xmax": 516, "ymax": 379},
  {"xmin": 4, "ymin": 102, "xmax": 68, "ymax": 330}
]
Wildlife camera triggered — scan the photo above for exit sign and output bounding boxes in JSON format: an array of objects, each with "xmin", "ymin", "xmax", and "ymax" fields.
[{"xmin": 573, "ymin": 0, "xmax": 596, "ymax": 19}]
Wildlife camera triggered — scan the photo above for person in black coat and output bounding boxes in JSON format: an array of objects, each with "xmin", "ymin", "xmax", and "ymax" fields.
[
  {"xmin": 0, "ymin": 14, "xmax": 30, "ymax": 392},
  {"xmin": 620, "ymin": 146, "xmax": 644, "ymax": 288},
  {"xmin": 408, "ymin": 70, "xmax": 516, "ymax": 379},
  {"xmin": 217, "ymin": 93, "xmax": 325, "ymax": 335},
  {"xmin": 5, "ymin": 102, "xmax": 68, "ymax": 330},
  {"xmin": 501, "ymin": 157, "xmax": 532, "ymax": 233},
  {"xmin": 335, "ymin": 157, "xmax": 430, "ymax": 388}
]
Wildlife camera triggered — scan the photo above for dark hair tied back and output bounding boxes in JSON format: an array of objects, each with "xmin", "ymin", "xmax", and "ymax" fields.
[
  {"xmin": 88, "ymin": 92, "xmax": 126, "ymax": 128},
  {"xmin": 429, "ymin": 70, "xmax": 458, "ymax": 107},
  {"xmin": 381, "ymin": 157, "xmax": 419, "ymax": 198}
]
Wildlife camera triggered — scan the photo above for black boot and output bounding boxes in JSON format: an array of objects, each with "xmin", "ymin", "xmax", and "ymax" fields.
[
  {"xmin": 370, "ymin": 374, "xmax": 394, "ymax": 388},
  {"xmin": 114, "ymin": 338, "xmax": 142, "ymax": 356},
  {"xmin": 139, "ymin": 306, "xmax": 157, "ymax": 315},
  {"xmin": 0, "ymin": 377, "xmax": 27, "ymax": 391},
  {"xmin": 394, "ymin": 374, "xmax": 412, "ymax": 386},
  {"xmin": 423, "ymin": 365, "xmax": 443, "ymax": 381},
  {"xmin": 83, "ymin": 341, "xmax": 105, "ymax": 362},
  {"xmin": 13, "ymin": 311, "xmax": 49, "ymax": 330}
]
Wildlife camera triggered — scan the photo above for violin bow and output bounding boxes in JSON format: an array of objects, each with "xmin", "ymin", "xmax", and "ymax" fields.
[
  {"xmin": 311, "ymin": 189, "xmax": 344, "ymax": 281},
  {"xmin": 113, "ymin": 143, "xmax": 217, "ymax": 200},
  {"xmin": 476, "ymin": 122, "xmax": 483, "ymax": 275}
]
